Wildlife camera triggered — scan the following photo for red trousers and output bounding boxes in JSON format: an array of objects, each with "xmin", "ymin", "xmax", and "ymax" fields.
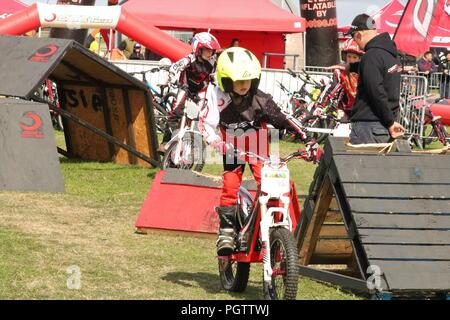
[{"xmin": 220, "ymin": 159, "xmax": 263, "ymax": 206}]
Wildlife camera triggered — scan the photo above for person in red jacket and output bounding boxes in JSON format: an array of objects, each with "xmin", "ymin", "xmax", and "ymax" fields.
[{"xmin": 198, "ymin": 47, "xmax": 322, "ymax": 256}]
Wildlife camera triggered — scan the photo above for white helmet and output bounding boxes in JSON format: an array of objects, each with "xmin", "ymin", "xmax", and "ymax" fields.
[{"xmin": 191, "ymin": 32, "xmax": 221, "ymax": 56}]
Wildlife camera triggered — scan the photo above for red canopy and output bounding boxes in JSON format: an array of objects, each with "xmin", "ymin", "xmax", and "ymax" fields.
[
  {"xmin": 0, "ymin": 0, "xmax": 28, "ymax": 19},
  {"xmin": 122, "ymin": 0, "xmax": 305, "ymax": 33},
  {"xmin": 122, "ymin": 0, "xmax": 305, "ymax": 69}
]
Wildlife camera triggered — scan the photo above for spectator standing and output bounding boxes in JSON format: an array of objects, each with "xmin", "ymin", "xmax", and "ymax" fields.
[
  {"xmin": 345, "ymin": 13, "xmax": 405, "ymax": 144},
  {"xmin": 119, "ymin": 37, "xmax": 138, "ymax": 59},
  {"xmin": 129, "ymin": 43, "xmax": 145, "ymax": 60},
  {"xmin": 229, "ymin": 38, "xmax": 240, "ymax": 48},
  {"xmin": 418, "ymin": 51, "xmax": 438, "ymax": 75}
]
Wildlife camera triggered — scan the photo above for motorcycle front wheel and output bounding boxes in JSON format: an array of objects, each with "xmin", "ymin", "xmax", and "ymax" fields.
[
  {"xmin": 263, "ymin": 227, "xmax": 299, "ymax": 300},
  {"xmin": 162, "ymin": 132, "xmax": 205, "ymax": 172}
]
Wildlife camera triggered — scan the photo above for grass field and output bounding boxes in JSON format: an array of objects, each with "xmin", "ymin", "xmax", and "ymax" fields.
[{"xmin": 1, "ymin": 128, "xmax": 445, "ymax": 300}]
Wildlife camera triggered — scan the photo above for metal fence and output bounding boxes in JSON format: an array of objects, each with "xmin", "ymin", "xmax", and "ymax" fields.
[
  {"xmin": 398, "ymin": 75, "xmax": 428, "ymax": 143},
  {"xmin": 112, "ymin": 60, "xmax": 333, "ymax": 112},
  {"xmin": 417, "ymin": 71, "xmax": 442, "ymax": 92},
  {"xmin": 259, "ymin": 68, "xmax": 332, "ymax": 113},
  {"xmin": 111, "ymin": 61, "xmax": 442, "ymax": 144},
  {"xmin": 415, "ymin": 71, "xmax": 450, "ymax": 99}
]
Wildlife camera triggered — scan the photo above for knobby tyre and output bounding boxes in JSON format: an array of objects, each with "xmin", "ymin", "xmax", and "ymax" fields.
[
  {"xmin": 163, "ymin": 92, "xmax": 177, "ymax": 113},
  {"xmin": 263, "ymin": 227, "xmax": 299, "ymax": 300},
  {"xmin": 218, "ymin": 259, "xmax": 250, "ymax": 293},
  {"xmin": 161, "ymin": 132, "xmax": 205, "ymax": 172}
]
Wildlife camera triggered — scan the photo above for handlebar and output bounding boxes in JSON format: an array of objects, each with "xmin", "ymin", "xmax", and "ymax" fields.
[
  {"xmin": 277, "ymin": 81, "xmax": 290, "ymax": 93},
  {"xmin": 129, "ymin": 67, "xmax": 160, "ymax": 77},
  {"xmin": 287, "ymin": 68, "xmax": 323, "ymax": 89},
  {"xmin": 287, "ymin": 68, "xmax": 298, "ymax": 78},
  {"xmin": 233, "ymin": 149, "xmax": 308, "ymax": 163}
]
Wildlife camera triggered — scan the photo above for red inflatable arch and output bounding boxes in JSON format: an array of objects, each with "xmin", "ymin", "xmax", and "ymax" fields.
[{"xmin": 0, "ymin": 3, "xmax": 191, "ymax": 62}]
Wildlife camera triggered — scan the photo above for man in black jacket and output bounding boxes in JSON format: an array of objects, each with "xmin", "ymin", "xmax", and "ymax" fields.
[{"xmin": 346, "ymin": 14, "xmax": 405, "ymax": 144}]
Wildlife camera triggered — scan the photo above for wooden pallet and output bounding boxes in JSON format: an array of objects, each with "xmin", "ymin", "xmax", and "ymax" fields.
[{"xmin": 295, "ymin": 137, "xmax": 450, "ymax": 298}]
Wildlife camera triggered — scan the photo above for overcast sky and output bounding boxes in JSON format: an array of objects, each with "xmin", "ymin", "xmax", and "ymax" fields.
[{"xmin": 21, "ymin": 0, "xmax": 406, "ymax": 26}]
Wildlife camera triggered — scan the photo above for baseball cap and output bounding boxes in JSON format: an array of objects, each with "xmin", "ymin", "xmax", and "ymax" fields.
[{"xmin": 345, "ymin": 14, "xmax": 377, "ymax": 37}]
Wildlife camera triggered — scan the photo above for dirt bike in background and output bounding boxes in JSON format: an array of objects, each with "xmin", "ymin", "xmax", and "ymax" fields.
[
  {"xmin": 129, "ymin": 66, "xmax": 177, "ymax": 134},
  {"xmin": 285, "ymin": 68, "xmax": 342, "ymax": 143},
  {"xmin": 422, "ymin": 103, "xmax": 450, "ymax": 148},
  {"xmin": 218, "ymin": 149, "xmax": 311, "ymax": 300},
  {"xmin": 33, "ymin": 80, "xmax": 64, "ymax": 131},
  {"xmin": 277, "ymin": 81, "xmax": 310, "ymax": 121}
]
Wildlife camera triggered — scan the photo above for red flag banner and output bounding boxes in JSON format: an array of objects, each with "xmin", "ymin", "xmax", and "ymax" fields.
[{"xmin": 394, "ymin": 0, "xmax": 447, "ymax": 56}]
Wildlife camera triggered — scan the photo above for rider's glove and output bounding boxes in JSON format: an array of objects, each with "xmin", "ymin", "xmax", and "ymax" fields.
[
  {"xmin": 305, "ymin": 139, "xmax": 322, "ymax": 164},
  {"xmin": 313, "ymin": 107, "xmax": 324, "ymax": 117},
  {"xmin": 211, "ymin": 139, "xmax": 234, "ymax": 155}
]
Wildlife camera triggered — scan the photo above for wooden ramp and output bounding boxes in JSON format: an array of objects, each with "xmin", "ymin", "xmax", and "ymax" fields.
[{"xmin": 295, "ymin": 137, "xmax": 450, "ymax": 299}]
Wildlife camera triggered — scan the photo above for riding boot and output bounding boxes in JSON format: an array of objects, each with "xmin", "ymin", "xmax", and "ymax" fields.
[{"xmin": 216, "ymin": 205, "xmax": 238, "ymax": 256}]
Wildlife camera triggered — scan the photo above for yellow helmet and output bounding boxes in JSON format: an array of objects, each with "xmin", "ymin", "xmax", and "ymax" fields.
[{"xmin": 217, "ymin": 47, "xmax": 261, "ymax": 93}]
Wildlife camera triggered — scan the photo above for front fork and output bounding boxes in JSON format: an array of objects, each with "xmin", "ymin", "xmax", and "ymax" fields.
[
  {"xmin": 259, "ymin": 194, "xmax": 291, "ymax": 285},
  {"xmin": 173, "ymin": 116, "xmax": 188, "ymax": 165},
  {"xmin": 172, "ymin": 119, "xmax": 197, "ymax": 166}
]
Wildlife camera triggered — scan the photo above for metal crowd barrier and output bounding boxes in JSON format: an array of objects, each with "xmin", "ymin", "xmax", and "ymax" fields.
[
  {"xmin": 417, "ymin": 71, "xmax": 443, "ymax": 93},
  {"xmin": 112, "ymin": 61, "xmax": 442, "ymax": 145},
  {"xmin": 112, "ymin": 60, "xmax": 162, "ymax": 85},
  {"xmin": 111, "ymin": 61, "xmax": 334, "ymax": 113},
  {"xmin": 398, "ymin": 75, "xmax": 428, "ymax": 144},
  {"xmin": 259, "ymin": 68, "xmax": 332, "ymax": 113}
]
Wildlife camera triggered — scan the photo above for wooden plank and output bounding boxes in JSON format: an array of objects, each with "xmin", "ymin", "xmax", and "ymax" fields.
[
  {"xmin": 106, "ymin": 87, "xmax": 130, "ymax": 164},
  {"xmin": 299, "ymin": 177, "xmax": 333, "ymax": 265},
  {"xmin": 334, "ymin": 155, "xmax": 450, "ymax": 184},
  {"xmin": 364, "ymin": 244, "xmax": 450, "ymax": 260},
  {"xmin": 309, "ymin": 254, "xmax": 352, "ymax": 265},
  {"xmin": 61, "ymin": 85, "xmax": 110, "ymax": 162},
  {"xmin": 348, "ymin": 198, "xmax": 450, "ymax": 214},
  {"xmin": 343, "ymin": 183, "xmax": 450, "ymax": 199},
  {"xmin": 354, "ymin": 213, "xmax": 450, "ymax": 229},
  {"xmin": 330, "ymin": 197, "xmax": 338, "ymax": 208},
  {"xmin": 325, "ymin": 137, "xmax": 348, "ymax": 155},
  {"xmin": 295, "ymin": 198, "xmax": 315, "ymax": 245},
  {"xmin": 319, "ymin": 224, "xmax": 348, "ymax": 239},
  {"xmin": 312, "ymin": 238, "xmax": 353, "ymax": 266},
  {"xmin": 368, "ymin": 260, "xmax": 450, "ymax": 291},
  {"xmin": 315, "ymin": 239, "xmax": 353, "ymax": 255},
  {"xmin": 324, "ymin": 211, "xmax": 343, "ymax": 223},
  {"xmin": 358, "ymin": 229, "xmax": 450, "ymax": 245},
  {"xmin": 100, "ymin": 86, "xmax": 116, "ymax": 160},
  {"xmin": 334, "ymin": 154, "xmax": 450, "ymax": 169},
  {"xmin": 121, "ymin": 88, "xmax": 138, "ymax": 165},
  {"xmin": 129, "ymin": 90, "xmax": 152, "ymax": 167}
]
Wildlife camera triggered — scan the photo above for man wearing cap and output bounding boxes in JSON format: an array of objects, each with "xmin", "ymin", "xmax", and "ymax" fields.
[{"xmin": 346, "ymin": 14, "xmax": 405, "ymax": 144}]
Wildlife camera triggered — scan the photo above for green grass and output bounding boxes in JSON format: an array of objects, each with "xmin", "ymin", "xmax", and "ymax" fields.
[{"xmin": 0, "ymin": 130, "xmax": 366, "ymax": 300}]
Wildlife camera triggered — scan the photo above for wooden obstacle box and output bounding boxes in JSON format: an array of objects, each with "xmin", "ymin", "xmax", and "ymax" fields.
[
  {"xmin": 0, "ymin": 98, "xmax": 64, "ymax": 193},
  {"xmin": 0, "ymin": 35, "xmax": 159, "ymax": 167},
  {"xmin": 295, "ymin": 137, "xmax": 450, "ymax": 299}
]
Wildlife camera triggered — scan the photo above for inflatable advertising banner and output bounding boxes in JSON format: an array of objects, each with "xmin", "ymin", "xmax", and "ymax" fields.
[{"xmin": 300, "ymin": 0, "xmax": 339, "ymax": 66}]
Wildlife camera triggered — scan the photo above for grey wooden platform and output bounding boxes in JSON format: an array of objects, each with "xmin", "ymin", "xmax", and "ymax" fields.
[{"xmin": 295, "ymin": 137, "xmax": 450, "ymax": 298}]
